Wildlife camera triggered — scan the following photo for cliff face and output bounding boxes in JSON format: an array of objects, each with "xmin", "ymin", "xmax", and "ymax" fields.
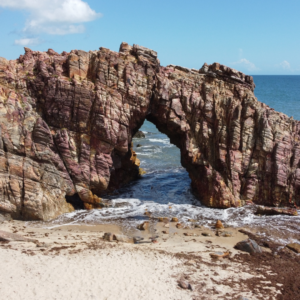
[{"xmin": 0, "ymin": 43, "xmax": 299, "ymax": 220}]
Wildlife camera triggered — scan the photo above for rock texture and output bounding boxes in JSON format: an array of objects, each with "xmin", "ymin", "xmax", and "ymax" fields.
[{"xmin": 0, "ymin": 42, "xmax": 299, "ymax": 220}]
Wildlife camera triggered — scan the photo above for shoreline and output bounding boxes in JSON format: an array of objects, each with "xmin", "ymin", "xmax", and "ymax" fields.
[{"xmin": 1, "ymin": 219, "xmax": 299, "ymax": 299}]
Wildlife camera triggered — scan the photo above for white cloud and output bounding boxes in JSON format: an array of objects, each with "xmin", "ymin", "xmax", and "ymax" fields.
[
  {"xmin": 14, "ymin": 37, "xmax": 41, "ymax": 46},
  {"xmin": 232, "ymin": 58, "xmax": 258, "ymax": 72},
  {"xmin": 0, "ymin": 0, "xmax": 101, "ymax": 35},
  {"xmin": 279, "ymin": 60, "xmax": 291, "ymax": 70}
]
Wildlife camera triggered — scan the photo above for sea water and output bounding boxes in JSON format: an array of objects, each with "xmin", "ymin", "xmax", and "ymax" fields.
[{"xmin": 42, "ymin": 76, "xmax": 300, "ymax": 245}]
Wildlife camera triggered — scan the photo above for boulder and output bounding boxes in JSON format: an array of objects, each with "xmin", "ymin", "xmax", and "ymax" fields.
[
  {"xmin": 133, "ymin": 131, "xmax": 145, "ymax": 139},
  {"xmin": 171, "ymin": 217, "xmax": 178, "ymax": 222},
  {"xmin": 235, "ymin": 239, "xmax": 262, "ymax": 254}
]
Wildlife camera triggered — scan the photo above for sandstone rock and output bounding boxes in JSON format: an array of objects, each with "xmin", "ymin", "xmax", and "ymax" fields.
[
  {"xmin": 235, "ymin": 239, "xmax": 262, "ymax": 254},
  {"xmin": 171, "ymin": 217, "xmax": 178, "ymax": 222},
  {"xmin": 256, "ymin": 206, "xmax": 298, "ymax": 216},
  {"xmin": 286, "ymin": 243, "xmax": 300, "ymax": 253},
  {"xmin": 215, "ymin": 220, "xmax": 224, "ymax": 229},
  {"xmin": 1, "ymin": 42, "xmax": 300, "ymax": 221},
  {"xmin": 137, "ymin": 221, "xmax": 149, "ymax": 231}
]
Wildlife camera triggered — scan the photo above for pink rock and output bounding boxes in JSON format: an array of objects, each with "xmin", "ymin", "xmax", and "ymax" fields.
[{"xmin": 0, "ymin": 43, "xmax": 299, "ymax": 221}]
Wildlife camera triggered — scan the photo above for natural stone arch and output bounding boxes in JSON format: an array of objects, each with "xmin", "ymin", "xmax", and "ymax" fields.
[{"xmin": 0, "ymin": 42, "xmax": 299, "ymax": 221}]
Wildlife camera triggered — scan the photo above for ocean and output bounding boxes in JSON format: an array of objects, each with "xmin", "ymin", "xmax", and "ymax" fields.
[{"xmin": 41, "ymin": 76, "xmax": 300, "ymax": 245}]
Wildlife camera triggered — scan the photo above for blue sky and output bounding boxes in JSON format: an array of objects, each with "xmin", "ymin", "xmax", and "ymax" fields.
[{"xmin": 0, "ymin": 0, "xmax": 299, "ymax": 75}]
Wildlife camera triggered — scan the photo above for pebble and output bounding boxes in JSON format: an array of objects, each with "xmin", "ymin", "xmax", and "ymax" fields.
[
  {"xmin": 202, "ymin": 232, "xmax": 211, "ymax": 237},
  {"xmin": 137, "ymin": 221, "xmax": 149, "ymax": 231},
  {"xmin": 215, "ymin": 220, "xmax": 224, "ymax": 229},
  {"xmin": 178, "ymin": 279, "xmax": 193, "ymax": 290},
  {"xmin": 209, "ymin": 251, "xmax": 230, "ymax": 259}
]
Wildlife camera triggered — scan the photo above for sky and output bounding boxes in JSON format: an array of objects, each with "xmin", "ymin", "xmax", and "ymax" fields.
[{"xmin": 0, "ymin": 0, "xmax": 299, "ymax": 75}]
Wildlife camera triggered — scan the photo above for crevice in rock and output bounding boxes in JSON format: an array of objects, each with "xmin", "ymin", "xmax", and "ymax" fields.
[{"xmin": 65, "ymin": 193, "xmax": 84, "ymax": 210}]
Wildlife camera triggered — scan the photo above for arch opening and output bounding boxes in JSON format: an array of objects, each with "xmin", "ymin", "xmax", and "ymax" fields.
[{"xmin": 108, "ymin": 119, "xmax": 199, "ymax": 208}]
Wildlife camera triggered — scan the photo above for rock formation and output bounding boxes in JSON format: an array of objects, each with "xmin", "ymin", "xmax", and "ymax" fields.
[{"xmin": 0, "ymin": 42, "xmax": 299, "ymax": 220}]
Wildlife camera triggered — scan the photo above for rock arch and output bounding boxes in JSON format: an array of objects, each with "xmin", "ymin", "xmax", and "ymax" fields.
[{"xmin": 0, "ymin": 43, "xmax": 299, "ymax": 220}]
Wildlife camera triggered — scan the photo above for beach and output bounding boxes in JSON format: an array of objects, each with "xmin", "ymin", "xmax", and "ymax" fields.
[{"xmin": 2, "ymin": 219, "xmax": 298, "ymax": 300}]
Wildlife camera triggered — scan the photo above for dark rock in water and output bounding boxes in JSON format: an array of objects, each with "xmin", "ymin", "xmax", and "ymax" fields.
[
  {"xmin": 136, "ymin": 144, "xmax": 142, "ymax": 147},
  {"xmin": 2, "ymin": 41, "xmax": 300, "ymax": 220},
  {"xmin": 286, "ymin": 243, "xmax": 300, "ymax": 253},
  {"xmin": 256, "ymin": 206, "xmax": 298, "ymax": 216},
  {"xmin": 133, "ymin": 131, "xmax": 145, "ymax": 139},
  {"xmin": 235, "ymin": 239, "xmax": 262, "ymax": 254}
]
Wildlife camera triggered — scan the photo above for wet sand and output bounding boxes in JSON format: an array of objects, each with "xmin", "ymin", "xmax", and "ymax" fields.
[{"xmin": 0, "ymin": 219, "xmax": 299, "ymax": 300}]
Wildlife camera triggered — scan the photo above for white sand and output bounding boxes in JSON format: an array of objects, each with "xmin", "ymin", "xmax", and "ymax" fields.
[{"xmin": 0, "ymin": 220, "xmax": 280, "ymax": 300}]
